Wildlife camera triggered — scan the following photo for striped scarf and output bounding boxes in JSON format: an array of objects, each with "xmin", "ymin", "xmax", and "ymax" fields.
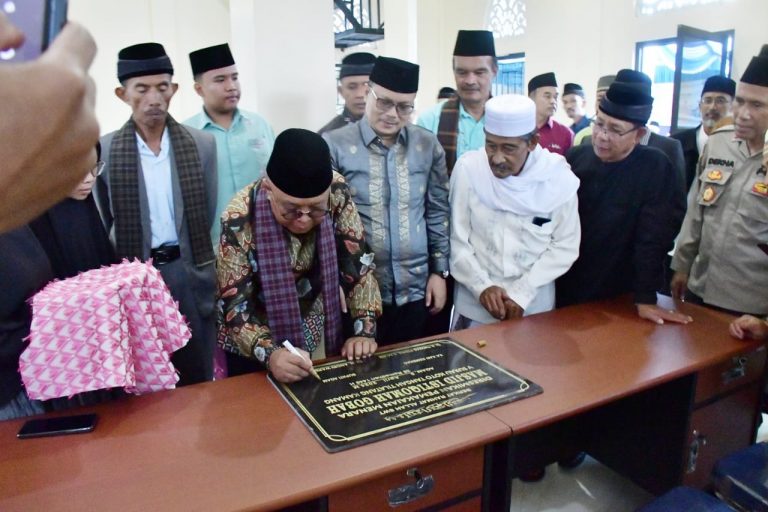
[
  {"xmin": 108, "ymin": 116, "xmax": 214, "ymax": 267},
  {"xmin": 252, "ymin": 186, "xmax": 343, "ymax": 355},
  {"xmin": 437, "ymin": 98, "xmax": 461, "ymax": 175}
]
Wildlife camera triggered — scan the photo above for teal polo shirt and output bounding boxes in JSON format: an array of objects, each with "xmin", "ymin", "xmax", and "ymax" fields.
[
  {"xmin": 416, "ymin": 101, "xmax": 486, "ymax": 160},
  {"xmin": 184, "ymin": 109, "xmax": 275, "ymax": 246}
]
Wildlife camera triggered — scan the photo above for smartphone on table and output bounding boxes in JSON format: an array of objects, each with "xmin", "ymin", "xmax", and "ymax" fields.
[
  {"xmin": 17, "ymin": 413, "xmax": 98, "ymax": 439},
  {"xmin": 0, "ymin": 0, "xmax": 68, "ymax": 63}
]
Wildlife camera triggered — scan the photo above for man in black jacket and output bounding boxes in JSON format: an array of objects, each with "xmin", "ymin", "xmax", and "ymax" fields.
[{"xmin": 558, "ymin": 77, "xmax": 690, "ymax": 325}]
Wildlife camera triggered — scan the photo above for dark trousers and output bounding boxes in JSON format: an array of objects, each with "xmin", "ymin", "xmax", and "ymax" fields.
[
  {"xmin": 377, "ymin": 299, "xmax": 429, "ymax": 347},
  {"xmin": 421, "ymin": 277, "xmax": 454, "ymax": 337},
  {"xmin": 158, "ymin": 259, "xmax": 215, "ymax": 387}
]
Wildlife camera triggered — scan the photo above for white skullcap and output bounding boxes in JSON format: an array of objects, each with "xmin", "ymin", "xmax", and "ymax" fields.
[{"xmin": 484, "ymin": 94, "xmax": 536, "ymax": 137}]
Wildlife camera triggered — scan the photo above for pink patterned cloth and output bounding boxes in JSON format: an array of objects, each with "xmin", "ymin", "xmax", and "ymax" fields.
[{"xmin": 20, "ymin": 260, "xmax": 191, "ymax": 400}]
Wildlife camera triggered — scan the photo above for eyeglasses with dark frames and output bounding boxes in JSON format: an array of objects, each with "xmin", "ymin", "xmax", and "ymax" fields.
[
  {"xmin": 592, "ymin": 119, "xmax": 641, "ymax": 139},
  {"xmin": 369, "ymin": 88, "xmax": 415, "ymax": 117}
]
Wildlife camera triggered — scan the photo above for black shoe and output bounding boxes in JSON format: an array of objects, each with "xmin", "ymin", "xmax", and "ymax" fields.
[
  {"xmin": 558, "ymin": 451, "xmax": 586, "ymax": 469},
  {"xmin": 518, "ymin": 468, "xmax": 546, "ymax": 482}
]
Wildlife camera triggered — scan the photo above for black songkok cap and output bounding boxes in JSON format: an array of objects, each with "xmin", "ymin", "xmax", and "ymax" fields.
[
  {"xmin": 702, "ymin": 75, "xmax": 736, "ymax": 97},
  {"xmin": 563, "ymin": 82, "xmax": 585, "ymax": 97},
  {"xmin": 339, "ymin": 52, "xmax": 376, "ymax": 79},
  {"xmin": 528, "ymin": 72, "xmax": 557, "ymax": 94},
  {"xmin": 117, "ymin": 42, "xmax": 174, "ymax": 82},
  {"xmin": 453, "ymin": 30, "xmax": 496, "ymax": 57},
  {"xmin": 615, "ymin": 68, "xmax": 652, "ymax": 95},
  {"xmin": 600, "ymin": 81, "xmax": 654, "ymax": 125},
  {"xmin": 438, "ymin": 86, "xmax": 457, "ymax": 99},
  {"xmin": 369, "ymin": 56, "xmax": 419, "ymax": 93},
  {"xmin": 740, "ymin": 44, "xmax": 768, "ymax": 87},
  {"xmin": 266, "ymin": 129, "xmax": 332, "ymax": 199},
  {"xmin": 189, "ymin": 43, "xmax": 235, "ymax": 77}
]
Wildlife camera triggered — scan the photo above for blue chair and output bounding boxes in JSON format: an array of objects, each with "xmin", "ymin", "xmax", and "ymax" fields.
[
  {"xmin": 637, "ymin": 486, "xmax": 733, "ymax": 511},
  {"xmin": 713, "ymin": 442, "xmax": 768, "ymax": 512}
]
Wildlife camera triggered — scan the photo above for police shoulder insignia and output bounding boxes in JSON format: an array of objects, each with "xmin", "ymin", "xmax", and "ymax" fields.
[
  {"xmin": 751, "ymin": 181, "xmax": 768, "ymax": 197},
  {"xmin": 706, "ymin": 169, "xmax": 723, "ymax": 181},
  {"xmin": 702, "ymin": 186, "xmax": 716, "ymax": 202}
]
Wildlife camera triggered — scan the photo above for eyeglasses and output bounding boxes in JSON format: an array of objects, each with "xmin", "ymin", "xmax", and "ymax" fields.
[
  {"xmin": 369, "ymin": 88, "xmax": 415, "ymax": 116},
  {"xmin": 592, "ymin": 120, "xmax": 640, "ymax": 139},
  {"xmin": 90, "ymin": 161, "xmax": 106, "ymax": 177},
  {"xmin": 269, "ymin": 193, "xmax": 330, "ymax": 221},
  {"xmin": 700, "ymin": 96, "xmax": 731, "ymax": 106},
  {"xmin": 279, "ymin": 206, "xmax": 330, "ymax": 221}
]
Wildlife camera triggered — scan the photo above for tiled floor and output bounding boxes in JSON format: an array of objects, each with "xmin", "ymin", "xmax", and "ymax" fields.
[
  {"xmin": 510, "ymin": 456, "xmax": 654, "ymax": 511},
  {"xmin": 508, "ymin": 414, "xmax": 768, "ymax": 511}
]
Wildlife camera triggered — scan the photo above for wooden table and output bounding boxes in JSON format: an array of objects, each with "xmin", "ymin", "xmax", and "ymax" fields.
[
  {"xmin": 0, "ymin": 368, "xmax": 510, "ymax": 512},
  {"xmin": 448, "ymin": 297, "xmax": 766, "ymax": 510},
  {"xmin": 0, "ymin": 297, "xmax": 763, "ymax": 511}
]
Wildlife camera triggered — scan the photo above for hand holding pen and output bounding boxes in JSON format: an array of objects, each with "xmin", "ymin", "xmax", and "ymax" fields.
[
  {"xmin": 282, "ymin": 340, "xmax": 322, "ymax": 382},
  {"xmin": 266, "ymin": 340, "xmax": 321, "ymax": 383}
]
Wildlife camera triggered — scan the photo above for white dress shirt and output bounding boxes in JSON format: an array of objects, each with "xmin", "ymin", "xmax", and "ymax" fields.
[{"xmin": 136, "ymin": 128, "xmax": 178, "ymax": 247}]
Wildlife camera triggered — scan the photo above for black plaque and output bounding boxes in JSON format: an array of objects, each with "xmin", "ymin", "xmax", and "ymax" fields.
[{"xmin": 269, "ymin": 338, "xmax": 542, "ymax": 452}]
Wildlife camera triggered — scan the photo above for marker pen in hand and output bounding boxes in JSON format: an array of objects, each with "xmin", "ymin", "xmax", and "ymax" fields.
[{"xmin": 282, "ymin": 340, "xmax": 322, "ymax": 382}]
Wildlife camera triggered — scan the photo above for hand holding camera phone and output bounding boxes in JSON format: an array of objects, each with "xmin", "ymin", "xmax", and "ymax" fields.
[{"xmin": 1, "ymin": 0, "xmax": 68, "ymax": 63}]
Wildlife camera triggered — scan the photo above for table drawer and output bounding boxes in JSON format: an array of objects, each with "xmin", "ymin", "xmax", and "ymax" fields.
[
  {"xmin": 327, "ymin": 447, "xmax": 484, "ymax": 512},
  {"xmin": 695, "ymin": 347, "xmax": 766, "ymax": 405},
  {"xmin": 683, "ymin": 384, "xmax": 761, "ymax": 488}
]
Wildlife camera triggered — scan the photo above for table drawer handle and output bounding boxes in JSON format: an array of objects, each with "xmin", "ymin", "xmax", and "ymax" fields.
[
  {"xmin": 686, "ymin": 430, "xmax": 708, "ymax": 474},
  {"xmin": 387, "ymin": 468, "xmax": 434, "ymax": 507},
  {"xmin": 722, "ymin": 356, "xmax": 748, "ymax": 385}
]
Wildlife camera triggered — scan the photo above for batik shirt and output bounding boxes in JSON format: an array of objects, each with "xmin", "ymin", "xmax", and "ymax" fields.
[
  {"xmin": 323, "ymin": 120, "xmax": 450, "ymax": 306},
  {"xmin": 216, "ymin": 172, "xmax": 382, "ymax": 366}
]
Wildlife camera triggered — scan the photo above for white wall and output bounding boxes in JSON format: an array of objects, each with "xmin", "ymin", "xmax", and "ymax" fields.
[
  {"xmin": 69, "ymin": 0, "xmax": 231, "ymax": 134},
  {"xmin": 70, "ymin": 0, "xmax": 336, "ymax": 135},
  {"xmin": 411, "ymin": 0, "xmax": 768, "ymax": 124},
  {"xmin": 68, "ymin": 0, "xmax": 768, "ymax": 133}
]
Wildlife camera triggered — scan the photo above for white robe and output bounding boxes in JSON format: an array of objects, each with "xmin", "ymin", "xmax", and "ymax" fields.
[{"xmin": 449, "ymin": 147, "xmax": 581, "ymax": 324}]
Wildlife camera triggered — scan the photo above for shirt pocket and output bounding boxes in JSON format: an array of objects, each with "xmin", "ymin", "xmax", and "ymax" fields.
[
  {"xmin": 505, "ymin": 216, "xmax": 554, "ymax": 275},
  {"xmin": 737, "ymin": 187, "xmax": 768, "ymax": 231},
  {"xmin": 697, "ymin": 167, "xmax": 733, "ymax": 207}
]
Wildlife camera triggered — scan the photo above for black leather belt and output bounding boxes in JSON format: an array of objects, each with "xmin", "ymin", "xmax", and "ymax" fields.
[{"xmin": 150, "ymin": 244, "xmax": 181, "ymax": 266}]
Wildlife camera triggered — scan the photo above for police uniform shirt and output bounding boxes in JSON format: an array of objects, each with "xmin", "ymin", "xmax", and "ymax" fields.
[{"xmin": 672, "ymin": 125, "xmax": 768, "ymax": 315}]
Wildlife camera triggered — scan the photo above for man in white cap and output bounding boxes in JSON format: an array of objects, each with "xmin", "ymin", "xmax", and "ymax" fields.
[{"xmin": 450, "ymin": 95, "xmax": 580, "ymax": 328}]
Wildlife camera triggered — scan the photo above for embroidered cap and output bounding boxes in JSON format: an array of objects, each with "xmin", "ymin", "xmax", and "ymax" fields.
[{"xmin": 485, "ymin": 95, "xmax": 537, "ymax": 137}]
